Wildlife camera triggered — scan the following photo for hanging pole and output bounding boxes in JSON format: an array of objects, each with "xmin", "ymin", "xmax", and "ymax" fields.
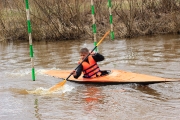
[
  {"xmin": 108, "ymin": 0, "xmax": 114, "ymax": 40},
  {"xmin": 91, "ymin": 0, "xmax": 98, "ymax": 52},
  {"xmin": 24, "ymin": 0, "xmax": 35, "ymax": 81}
]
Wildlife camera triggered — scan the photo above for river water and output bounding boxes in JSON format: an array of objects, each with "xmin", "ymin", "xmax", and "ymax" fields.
[{"xmin": 0, "ymin": 34, "xmax": 180, "ymax": 120}]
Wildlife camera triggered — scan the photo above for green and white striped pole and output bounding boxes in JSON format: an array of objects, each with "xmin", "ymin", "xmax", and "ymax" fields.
[
  {"xmin": 91, "ymin": 0, "xmax": 98, "ymax": 52},
  {"xmin": 25, "ymin": 0, "xmax": 35, "ymax": 81},
  {"xmin": 108, "ymin": 0, "xmax": 114, "ymax": 40}
]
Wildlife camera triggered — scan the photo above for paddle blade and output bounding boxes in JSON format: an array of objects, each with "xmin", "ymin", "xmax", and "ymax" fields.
[{"xmin": 49, "ymin": 80, "xmax": 66, "ymax": 92}]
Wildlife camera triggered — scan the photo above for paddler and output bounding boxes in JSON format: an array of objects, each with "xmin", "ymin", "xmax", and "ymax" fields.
[{"xmin": 72, "ymin": 48, "xmax": 109, "ymax": 79}]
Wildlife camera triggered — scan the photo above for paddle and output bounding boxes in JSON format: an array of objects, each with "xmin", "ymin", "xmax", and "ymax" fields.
[{"xmin": 49, "ymin": 31, "xmax": 110, "ymax": 92}]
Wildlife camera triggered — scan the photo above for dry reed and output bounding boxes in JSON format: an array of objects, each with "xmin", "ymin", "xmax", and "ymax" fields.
[{"xmin": 0, "ymin": 0, "xmax": 180, "ymax": 41}]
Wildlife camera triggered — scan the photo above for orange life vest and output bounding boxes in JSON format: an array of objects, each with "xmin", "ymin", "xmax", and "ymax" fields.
[{"xmin": 79, "ymin": 55, "xmax": 101, "ymax": 78}]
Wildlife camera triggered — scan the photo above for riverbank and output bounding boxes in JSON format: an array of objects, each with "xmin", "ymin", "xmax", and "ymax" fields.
[{"xmin": 0, "ymin": 0, "xmax": 180, "ymax": 41}]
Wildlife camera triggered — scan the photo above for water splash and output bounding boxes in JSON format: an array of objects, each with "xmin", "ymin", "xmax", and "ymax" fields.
[
  {"xmin": 5, "ymin": 68, "xmax": 31, "ymax": 77},
  {"xmin": 5, "ymin": 68, "xmax": 62, "ymax": 77},
  {"xmin": 26, "ymin": 84, "xmax": 74, "ymax": 95}
]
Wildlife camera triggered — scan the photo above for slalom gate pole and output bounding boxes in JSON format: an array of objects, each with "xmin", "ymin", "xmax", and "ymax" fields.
[
  {"xmin": 108, "ymin": 0, "xmax": 114, "ymax": 40},
  {"xmin": 91, "ymin": 0, "xmax": 98, "ymax": 52},
  {"xmin": 24, "ymin": 0, "xmax": 35, "ymax": 81}
]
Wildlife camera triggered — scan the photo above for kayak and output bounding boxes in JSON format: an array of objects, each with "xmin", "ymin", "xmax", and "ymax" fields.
[{"xmin": 44, "ymin": 70, "xmax": 177, "ymax": 84}]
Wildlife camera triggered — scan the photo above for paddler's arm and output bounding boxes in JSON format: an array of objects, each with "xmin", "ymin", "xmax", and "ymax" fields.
[
  {"xmin": 73, "ymin": 64, "xmax": 83, "ymax": 79},
  {"xmin": 92, "ymin": 53, "xmax": 105, "ymax": 62}
]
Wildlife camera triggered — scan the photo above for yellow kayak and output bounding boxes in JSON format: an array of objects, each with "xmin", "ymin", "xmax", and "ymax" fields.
[{"xmin": 44, "ymin": 69, "xmax": 177, "ymax": 84}]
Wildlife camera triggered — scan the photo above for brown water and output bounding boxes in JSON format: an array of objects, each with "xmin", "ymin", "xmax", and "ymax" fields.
[{"xmin": 0, "ymin": 34, "xmax": 180, "ymax": 120}]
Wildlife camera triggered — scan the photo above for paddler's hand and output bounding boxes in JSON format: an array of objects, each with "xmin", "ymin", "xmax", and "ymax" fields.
[
  {"xmin": 90, "ymin": 52, "xmax": 95, "ymax": 55},
  {"xmin": 71, "ymin": 70, "xmax": 77, "ymax": 76}
]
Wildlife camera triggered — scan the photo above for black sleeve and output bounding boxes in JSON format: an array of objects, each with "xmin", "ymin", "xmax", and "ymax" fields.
[
  {"xmin": 92, "ymin": 53, "xmax": 105, "ymax": 62},
  {"xmin": 73, "ymin": 64, "xmax": 83, "ymax": 79}
]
